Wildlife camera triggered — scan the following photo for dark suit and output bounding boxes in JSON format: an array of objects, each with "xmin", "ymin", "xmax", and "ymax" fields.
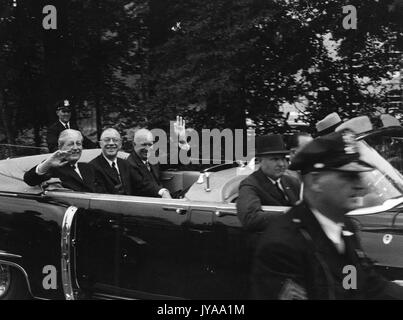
[
  {"xmin": 47, "ymin": 121, "xmax": 96, "ymax": 152},
  {"xmin": 127, "ymin": 151, "xmax": 161, "ymax": 187},
  {"xmin": 251, "ymin": 202, "xmax": 403, "ymax": 299},
  {"xmin": 236, "ymin": 168, "xmax": 301, "ymax": 231},
  {"xmin": 90, "ymin": 154, "xmax": 160, "ymax": 197},
  {"xmin": 23, "ymin": 162, "xmax": 101, "ymax": 193}
]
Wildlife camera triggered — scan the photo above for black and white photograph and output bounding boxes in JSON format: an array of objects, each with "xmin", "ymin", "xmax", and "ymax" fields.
[{"xmin": 0, "ymin": 0, "xmax": 403, "ymax": 305}]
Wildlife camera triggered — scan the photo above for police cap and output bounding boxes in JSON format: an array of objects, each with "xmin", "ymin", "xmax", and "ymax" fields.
[
  {"xmin": 289, "ymin": 130, "xmax": 374, "ymax": 174},
  {"xmin": 55, "ymin": 99, "xmax": 72, "ymax": 111}
]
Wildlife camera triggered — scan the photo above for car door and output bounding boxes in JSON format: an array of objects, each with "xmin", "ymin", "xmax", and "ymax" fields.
[
  {"xmin": 183, "ymin": 202, "xmax": 287, "ymax": 299},
  {"xmin": 74, "ymin": 194, "xmax": 190, "ymax": 299},
  {"xmin": 350, "ymin": 208, "xmax": 403, "ymax": 279}
]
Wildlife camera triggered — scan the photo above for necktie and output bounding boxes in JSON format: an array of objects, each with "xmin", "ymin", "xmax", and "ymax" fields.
[
  {"xmin": 64, "ymin": 122, "xmax": 69, "ymax": 130},
  {"xmin": 274, "ymin": 180, "xmax": 289, "ymax": 204},
  {"xmin": 145, "ymin": 160, "xmax": 151, "ymax": 172},
  {"xmin": 111, "ymin": 162, "xmax": 122, "ymax": 183},
  {"xmin": 71, "ymin": 164, "xmax": 83, "ymax": 180}
]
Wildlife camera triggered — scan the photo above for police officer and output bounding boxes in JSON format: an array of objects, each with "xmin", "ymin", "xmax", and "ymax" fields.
[
  {"xmin": 47, "ymin": 99, "xmax": 96, "ymax": 152},
  {"xmin": 251, "ymin": 130, "xmax": 403, "ymax": 299}
]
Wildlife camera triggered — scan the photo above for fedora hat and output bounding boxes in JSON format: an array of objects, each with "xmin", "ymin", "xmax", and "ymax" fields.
[
  {"xmin": 256, "ymin": 134, "xmax": 289, "ymax": 156},
  {"xmin": 289, "ymin": 129, "xmax": 374, "ymax": 174},
  {"xmin": 315, "ymin": 112, "xmax": 342, "ymax": 137}
]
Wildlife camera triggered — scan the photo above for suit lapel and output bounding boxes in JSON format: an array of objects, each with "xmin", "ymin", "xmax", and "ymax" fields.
[
  {"xmin": 149, "ymin": 163, "xmax": 159, "ymax": 183},
  {"xmin": 132, "ymin": 151, "xmax": 157, "ymax": 181},
  {"xmin": 98, "ymin": 155, "xmax": 120, "ymax": 184},
  {"xmin": 255, "ymin": 169, "xmax": 288, "ymax": 205},
  {"xmin": 117, "ymin": 158, "xmax": 129, "ymax": 190},
  {"xmin": 77, "ymin": 163, "xmax": 92, "ymax": 185},
  {"xmin": 58, "ymin": 164, "xmax": 84, "ymax": 187},
  {"xmin": 281, "ymin": 176, "xmax": 297, "ymax": 204},
  {"xmin": 295, "ymin": 204, "xmax": 348, "ymax": 279}
]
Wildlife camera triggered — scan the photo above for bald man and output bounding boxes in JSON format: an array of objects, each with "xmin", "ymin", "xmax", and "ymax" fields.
[
  {"xmin": 24, "ymin": 129, "xmax": 101, "ymax": 192},
  {"xmin": 90, "ymin": 128, "xmax": 171, "ymax": 198},
  {"xmin": 127, "ymin": 128, "xmax": 163, "ymax": 187}
]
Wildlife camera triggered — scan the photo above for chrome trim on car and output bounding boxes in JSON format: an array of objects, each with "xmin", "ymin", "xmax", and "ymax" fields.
[
  {"xmin": 0, "ymin": 252, "xmax": 22, "ymax": 259},
  {"xmin": 347, "ymin": 197, "xmax": 403, "ymax": 216},
  {"xmin": 61, "ymin": 206, "xmax": 78, "ymax": 300},
  {"xmin": 0, "ymin": 259, "xmax": 33, "ymax": 297}
]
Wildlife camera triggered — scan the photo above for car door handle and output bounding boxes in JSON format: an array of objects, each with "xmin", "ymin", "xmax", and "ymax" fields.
[
  {"xmin": 163, "ymin": 207, "xmax": 187, "ymax": 215},
  {"xmin": 160, "ymin": 176, "xmax": 174, "ymax": 181},
  {"xmin": 214, "ymin": 210, "xmax": 237, "ymax": 217}
]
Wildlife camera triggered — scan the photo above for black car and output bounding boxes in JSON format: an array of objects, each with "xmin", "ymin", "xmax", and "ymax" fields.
[{"xmin": 0, "ymin": 117, "xmax": 403, "ymax": 299}]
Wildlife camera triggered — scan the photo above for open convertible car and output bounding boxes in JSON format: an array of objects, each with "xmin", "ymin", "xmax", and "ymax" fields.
[{"xmin": 1, "ymin": 116, "xmax": 403, "ymax": 300}]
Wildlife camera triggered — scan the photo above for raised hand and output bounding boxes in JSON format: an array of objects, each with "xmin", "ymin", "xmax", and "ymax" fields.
[
  {"xmin": 37, "ymin": 150, "xmax": 70, "ymax": 174},
  {"xmin": 173, "ymin": 115, "xmax": 186, "ymax": 142}
]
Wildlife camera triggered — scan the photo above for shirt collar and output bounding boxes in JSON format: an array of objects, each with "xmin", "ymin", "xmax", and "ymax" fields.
[
  {"xmin": 59, "ymin": 120, "xmax": 69, "ymax": 127},
  {"xmin": 266, "ymin": 176, "xmax": 280, "ymax": 185},
  {"xmin": 102, "ymin": 154, "xmax": 118, "ymax": 168},
  {"xmin": 310, "ymin": 207, "xmax": 344, "ymax": 245}
]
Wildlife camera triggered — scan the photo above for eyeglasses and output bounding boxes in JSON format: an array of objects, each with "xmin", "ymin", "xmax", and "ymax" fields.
[{"xmin": 101, "ymin": 138, "xmax": 121, "ymax": 143}]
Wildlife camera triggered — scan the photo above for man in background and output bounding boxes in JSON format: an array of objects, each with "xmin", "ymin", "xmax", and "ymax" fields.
[
  {"xmin": 315, "ymin": 112, "xmax": 343, "ymax": 137},
  {"xmin": 237, "ymin": 134, "xmax": 301, "ymax": 232},
  {"xmin": 286, "ymin": 132, "xmax": 313, "ymax": 180},
  {"xmin": 47, "ymin": 99, "xmax": 96, "ymax": 152},
  {"xmin": 252, "ymin": 130, "xmax": 403, "ymax": 299}
]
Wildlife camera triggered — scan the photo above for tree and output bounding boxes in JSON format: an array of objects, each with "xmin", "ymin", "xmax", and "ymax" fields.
[{"xmin": 135, "ymin": 0, "xmax": 402, "ymax": 133}]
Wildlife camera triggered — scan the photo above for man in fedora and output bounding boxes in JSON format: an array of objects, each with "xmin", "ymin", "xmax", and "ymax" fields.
[
  {"xmin": 251, "ymin": 130, "xmax": 403, "ymax": 299},
  {"xmin": 237, "ymin": 134, "xmax": 301, "ymax": 232},
  {"xmin": 47, "ymin": 99, "xmax": 96, "ymax": 152},
  {"xmin": 315, "ymin": 112, "xmax": 343, "ymax": 137}
]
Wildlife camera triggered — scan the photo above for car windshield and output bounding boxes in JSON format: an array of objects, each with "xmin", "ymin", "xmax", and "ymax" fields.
[
  {"xmin": 358, "ymin": 139, "xmax": 403, "ymax": 207},
  {"xmin": 362, "ymin": 130, "xmax": 403, "ymax": 175}
]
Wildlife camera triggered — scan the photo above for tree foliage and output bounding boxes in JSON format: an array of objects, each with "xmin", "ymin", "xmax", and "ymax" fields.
[
  {"xmin": 137, "ymin": 0, "xmax": 402, "ymax": 133},
  {"xmin": 0, "ymin": 0, "xmax": 402, "ymax": 155}
]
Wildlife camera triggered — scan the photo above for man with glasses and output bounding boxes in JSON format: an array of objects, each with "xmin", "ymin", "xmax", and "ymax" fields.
[
  {"xmin": 91, "ymin": 128, "xmax": 171, "ymax": 198},
  {"xmin": 24, "ymin": 129, "xmax": 101, "ymax": 192}
]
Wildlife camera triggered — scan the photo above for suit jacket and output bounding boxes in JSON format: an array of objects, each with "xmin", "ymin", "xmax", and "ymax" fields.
[
  {"xmin": 236, "ymin": 168, "xmax": 301, "ymax": 231},
  {"xmin": 90, "ymin": 154, "xmax": 160, "ymax": 197},
  {"xmin": 23, "ymin": 162, "xmax": 101, "ymax": 193},
  {"xmin": 127, "ymin": 151, "xmax": 161, "ymax": 187},
  {"xmin": 251, "ymin": 202, "xmax": 403, "ymax": 299},
  {"xmin": 47, "ymin": 121, "xmax": 96, "ymax": 152}
]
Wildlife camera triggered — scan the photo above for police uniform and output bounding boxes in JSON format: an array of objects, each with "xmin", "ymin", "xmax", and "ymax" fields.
[
  {"xmin": 47, "ymin": 100, "xmax": 96, "ymax": 152},
  {"xmin": 251, "ymin": 130, "xmax": 403, "ymax": 299}
]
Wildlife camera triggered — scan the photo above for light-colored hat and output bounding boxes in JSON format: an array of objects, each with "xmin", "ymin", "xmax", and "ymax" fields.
[{"xmin": 315, "ymin": 112, "xmax": 343, "ymax": 136}]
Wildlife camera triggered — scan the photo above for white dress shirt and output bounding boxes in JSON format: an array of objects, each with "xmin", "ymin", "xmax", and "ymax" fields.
[
  {"xmin": 59, "ymin": 120, "xmax": 70, "ymax": 129},
  {"xmin": 103, "ymin": 155, "xmax": 120, "ymax": 175}
]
